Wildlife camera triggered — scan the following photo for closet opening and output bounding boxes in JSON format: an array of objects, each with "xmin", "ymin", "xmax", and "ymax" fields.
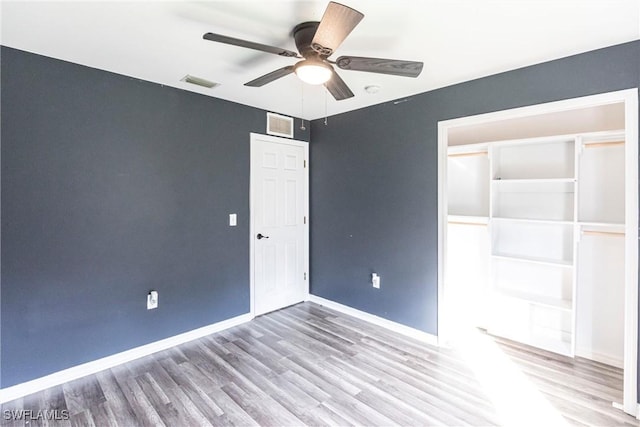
[{"xmin": 437, "ymin": 89, "xmax": 639, "ymax": 418}]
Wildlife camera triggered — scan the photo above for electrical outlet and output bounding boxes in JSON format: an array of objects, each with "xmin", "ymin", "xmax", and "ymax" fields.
[
  {"xmin": 147, "ymin": 290, "xmax": 158, "ymax": 310},
  {"xmin": 372, "ymin": 273, "xmax": 381, "ymax": 289}
]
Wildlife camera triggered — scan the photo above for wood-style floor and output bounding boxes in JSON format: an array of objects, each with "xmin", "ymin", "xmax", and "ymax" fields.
[{"xmin": 1, "ymin": 302, "xmax": 638, "ymax": 426}]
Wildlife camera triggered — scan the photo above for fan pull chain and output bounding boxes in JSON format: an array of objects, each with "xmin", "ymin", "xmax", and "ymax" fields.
[
  {"xmin": 324, "ymin": 89, "xmax": 328, "ymax": 126},
  {"xmin": 300, "ymin": 83, "xmax": 306, "ymax": 131}
]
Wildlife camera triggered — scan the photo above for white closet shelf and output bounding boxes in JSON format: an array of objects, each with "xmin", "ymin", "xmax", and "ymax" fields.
[
  {"xmin": 494, "ymin": 289, "xmax": 572, "ymax": 311},
  {"xmin": 581, "ymin": 129, "xmax": 626, "ymax": 146},
  {"xmin": 492, "ymin": 253, "xmax": 572, "ymax": 268},
  {"xmin": 578, "ymin": 221, "xmax": 625, "ymax": 229},
  {"xmin": 492, "ymin": 178, "xmax": 576, "ymax": 184},
  {"xmin": 492, "ymin": 217, "xmax": 573, "ymax": 225},
  {"xmin": 447, "ymin": 215, "xmax": 489, "ymax": 225}
]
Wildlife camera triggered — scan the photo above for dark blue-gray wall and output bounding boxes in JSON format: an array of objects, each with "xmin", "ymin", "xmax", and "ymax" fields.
[
  {"xmin": 310, "ymin": 40, "xmax": 640, "ymax": 336},
  {"xmin": 0, "ymin": 46, "xmax": 309, "ymax": 387}
]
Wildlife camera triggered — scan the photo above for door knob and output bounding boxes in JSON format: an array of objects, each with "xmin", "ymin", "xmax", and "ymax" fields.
[{"xmin": 256, "ymin": 233, "xmax": 270, "ymax": 240}]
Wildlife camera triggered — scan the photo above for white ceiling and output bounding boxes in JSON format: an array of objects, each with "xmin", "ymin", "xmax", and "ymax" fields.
[{"xmin": 2, "ymin": 1, "xmax": 639, "ymax": 120}]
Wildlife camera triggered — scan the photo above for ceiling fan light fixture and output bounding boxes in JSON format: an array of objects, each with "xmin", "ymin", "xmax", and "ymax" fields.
[
  {"xmin": 202, "ymin": 2, "xmax": 422, "ymax": 101},
  {"xmin": 294, "ymin": 60, "xmax": 332, "ymax": 85}
]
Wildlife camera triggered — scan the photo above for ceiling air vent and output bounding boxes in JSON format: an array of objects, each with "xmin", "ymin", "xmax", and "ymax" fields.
[
  {"xmin": 180, "ymin": 75, "xmax": 219, "ymax": 89},
  {"xmin": 266, "ymin": 112, "xmax": 294, "ymax": 138}
]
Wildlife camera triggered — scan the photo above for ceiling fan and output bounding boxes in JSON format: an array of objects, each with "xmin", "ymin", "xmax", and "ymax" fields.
[{"xmin": 202, "ymin": 1, "xmax": 423, "ymax": 101}]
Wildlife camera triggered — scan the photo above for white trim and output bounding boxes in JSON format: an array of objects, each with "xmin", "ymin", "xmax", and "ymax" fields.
[
  {"xmin": 309, "ymin": 295, "xmax": 439, "ymax": 346},
  {"xmin": 623, "ymin": 90, "xmax": 639, "ymax": 415},
  {"xmin": 437, "ymin": 88, "xmax": 639, "ymax": 416},
  {"xmin": 437, "ymin": 120, "xmax": 448, "ymax": 346},
  {"xmin": 0, "ymin": 312, "xmax": 252, "ymax": 404},
  {"xmin": 249, "ymin": 133, "xmax": 309, "ymax": 317}
]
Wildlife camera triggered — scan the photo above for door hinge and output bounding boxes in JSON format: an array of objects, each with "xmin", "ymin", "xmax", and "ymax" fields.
[
  {"xmin": 304, "ymin": 272, "xmax": 307, "ymax": 280},
  {"xmin": 304, "ymin": 160, "xmax": 307, "ymax": 168},
  {"xmin": 304, "ymin": 216, "xmax": 307, "ymax": 224}
]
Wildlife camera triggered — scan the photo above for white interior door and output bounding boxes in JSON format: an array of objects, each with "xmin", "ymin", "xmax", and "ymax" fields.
[{"xmin": 251, "ymin": 134, "xmax": 308, "ymax": 316}]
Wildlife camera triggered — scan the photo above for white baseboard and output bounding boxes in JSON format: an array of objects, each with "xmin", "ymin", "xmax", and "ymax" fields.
[
  {"xmin": 613, "ymin": 401, "xmax": 639, "ymax": 419},
  {"xmin": 308, "ymin": 295, "xmax": 439, "ymax": 346},
  {"xmin": 575, "ymin": 347, "xmax": 624, "ymax": 369},
  {"xmin": 0, "ymin": 313, "xmax": 253, "ymax": 403}
]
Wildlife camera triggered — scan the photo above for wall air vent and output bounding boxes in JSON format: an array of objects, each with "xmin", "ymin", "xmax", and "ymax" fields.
[
  {"xmin": 266, "ymin": 112, "xmax": 294, "ymax": 138},
  {"xmin": 180, "ymin": 75, "xmax": 219, "ymax": 89}
]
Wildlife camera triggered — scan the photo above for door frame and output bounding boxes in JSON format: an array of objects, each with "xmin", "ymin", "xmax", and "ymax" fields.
[
  {"xmin": 249, "ymin": 132, "xmax": 310, "ymax": 318},
  {"xmin": 436, "ymin": 89, "xmax": 639, "ymax": 416}
]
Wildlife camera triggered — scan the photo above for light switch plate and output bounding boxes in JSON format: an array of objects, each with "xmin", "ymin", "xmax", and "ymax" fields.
[
  {"xmin": 372, "ymin": 273, "xmax": 381, "ymax": 289},
  {"xmin": 229, "ymin": 213, "xmax": 237, "ymax": 226}
]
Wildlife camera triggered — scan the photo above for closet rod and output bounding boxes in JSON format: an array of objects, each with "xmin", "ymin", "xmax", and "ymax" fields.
[
  {"xmin": 584, "ymin": 140, "xmax": 625, "ymax": 149},
  {"xmin": 448, "ymin": 221, "xmax": 488, "ymax": 227},
  {"xmin": 582, "ymin": 230, "xmax": 625, "ymax": 237},
  {"xmin": 448, "ymin": 151, "xmax": 488, "ymax": 158}
]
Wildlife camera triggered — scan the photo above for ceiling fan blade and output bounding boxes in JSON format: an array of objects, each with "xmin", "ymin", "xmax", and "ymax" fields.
[
  {"xmin": 203, "ymin": 33, "xmax": 300, "ymax": 58},
  {"xmin": 336, "ymin": 56, "xmax": 424, "ymax": 78},
  {"xmin": 311, "ymin": 2, "xmax": 364, "ymax": 56},
  {"xmin": 324, "ymin": 71, "xmax": 354, "ymax": 101},
  {"xmin": 244, "ymin": 66, "xmax": 295, "ymax": 87}
]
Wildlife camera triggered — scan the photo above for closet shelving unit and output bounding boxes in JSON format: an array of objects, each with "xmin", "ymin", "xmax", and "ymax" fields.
[
  {"xmin": 488, "ymin": 135, "xmax": 577, "ymax": 356},
  {"xmin": 447, "ymin": 129, "xmax": 626, "ymax": 359}
]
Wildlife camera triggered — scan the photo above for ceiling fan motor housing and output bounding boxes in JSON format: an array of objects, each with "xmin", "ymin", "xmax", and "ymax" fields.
[{"xmin": 293, "ymin": 22, "xmax": 326, "ymax": 59}]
